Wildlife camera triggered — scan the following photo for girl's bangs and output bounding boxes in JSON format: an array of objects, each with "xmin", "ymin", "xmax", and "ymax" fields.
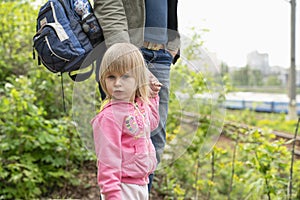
[{"xmin": 106, "ymin": 51, "xmax": 145, "ymax": 76}]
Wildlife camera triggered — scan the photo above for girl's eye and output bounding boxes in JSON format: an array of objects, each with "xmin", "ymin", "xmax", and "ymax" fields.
[
  {"xmin": 107, "ymin": 75, "xmax": 115, "ymax": 80},
  {"xmin": 122, "ymin": 74, "xmax": 130, "ymax": 79},
  {"xmin": 122, "ymin": 73, "xmax": 132, "ymax": 79}
]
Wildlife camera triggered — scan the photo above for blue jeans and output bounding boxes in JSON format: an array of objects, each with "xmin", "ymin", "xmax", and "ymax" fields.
[
  {"xmin": 141, "ymin": 48, "xmax": 172, "ymax": 193},
  {"xmin": 141, "ymin": 48, "xmax": 173, "ymax": 163}
]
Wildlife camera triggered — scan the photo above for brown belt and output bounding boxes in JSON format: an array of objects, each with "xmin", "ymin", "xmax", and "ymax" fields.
[{"xmin": 143, "ymin": 41, "xmax": 165, "ymax": 51}]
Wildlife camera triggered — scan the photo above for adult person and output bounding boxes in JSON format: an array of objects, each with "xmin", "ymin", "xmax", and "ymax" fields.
[{"xmin": 94, "ymin": 0, "xmax": 180, "ymax": 192}]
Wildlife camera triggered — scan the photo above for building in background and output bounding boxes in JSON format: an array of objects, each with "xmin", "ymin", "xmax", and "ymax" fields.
[{"xmin": 247, "ymin": 50, "xmax": 270, "ymax": 75}]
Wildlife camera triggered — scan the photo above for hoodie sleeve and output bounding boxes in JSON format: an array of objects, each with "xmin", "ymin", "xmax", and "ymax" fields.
[
  {"xmin": 148, "ymin": 95, "xmax": 160, "ymax": 131},
  {"xmin": 92, "ymin": 113, "xmax": 123, "ymax": 200}
]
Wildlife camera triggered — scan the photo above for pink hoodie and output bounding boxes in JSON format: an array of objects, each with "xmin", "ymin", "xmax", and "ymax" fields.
[{"xmin": 91, "ymin": 96, "xmax": 159, "ymax": 199}]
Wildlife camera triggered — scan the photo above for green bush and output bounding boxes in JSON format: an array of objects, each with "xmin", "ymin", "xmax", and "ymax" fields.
[
  {"xmin": 153, "ymin": 47, "xmax": 300, "ymax": 199},
  {"xmin": 156, "ymin": 120, "xmax": 300, "ymax": 199},
  {"xmin": 0, "ymin": 76, "xmax": 94, "ymax": 199},
  {"xmin": 0, "ymin": 1, "xmax": 36, "ymax": 83},
  {"xmin": 0, "ymin": 1, "xmax": 96, "ymax": 198}
]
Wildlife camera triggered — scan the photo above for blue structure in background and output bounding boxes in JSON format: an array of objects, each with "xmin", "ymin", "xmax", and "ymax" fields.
[{"xmin": 224, "ymin": 92, "xmax": 300, "ymax": 115}]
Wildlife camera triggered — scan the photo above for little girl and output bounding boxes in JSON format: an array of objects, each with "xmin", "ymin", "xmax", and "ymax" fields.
[{"xmin": 91, "ymin": 43, "xmax": 161, "ymax": 199}]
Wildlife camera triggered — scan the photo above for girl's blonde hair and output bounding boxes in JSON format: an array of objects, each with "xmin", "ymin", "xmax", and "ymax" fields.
[{"xmin": 99, "ymin": 43, "xmax": 149, "ymax": 102}]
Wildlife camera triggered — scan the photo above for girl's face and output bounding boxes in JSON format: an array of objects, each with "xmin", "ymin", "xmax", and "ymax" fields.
[{"xmin": 105, "ymin": 71, "xmax": 137, "ymax": 102}]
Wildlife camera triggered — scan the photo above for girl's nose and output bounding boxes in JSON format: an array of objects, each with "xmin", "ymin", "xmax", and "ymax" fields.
[{"xmin": 114, "ymin": 77, "xmax": 122, "ymax": 86}]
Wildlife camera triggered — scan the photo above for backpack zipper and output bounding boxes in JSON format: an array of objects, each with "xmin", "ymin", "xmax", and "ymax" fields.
[{"xmin": 45, "ymin": 36, "xmax": 70, "ymax": 62}]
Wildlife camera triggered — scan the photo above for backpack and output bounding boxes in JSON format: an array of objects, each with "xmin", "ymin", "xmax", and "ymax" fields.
[{"xmin": 33, "ymin": 0, "xmax": 104, "ymax": 82}]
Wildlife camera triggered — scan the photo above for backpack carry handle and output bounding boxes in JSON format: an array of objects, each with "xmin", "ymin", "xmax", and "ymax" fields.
[{"xmin": 69, "ymin": 42, "xmax": 107, "ymax": 82}]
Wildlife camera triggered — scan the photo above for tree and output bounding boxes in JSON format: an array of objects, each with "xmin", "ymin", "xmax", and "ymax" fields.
[
  {"xmin": 265, "ymin": 75, "xmax": 282, "ymax": 86},
  {"xmin": 0, "ymin": 1, "xmax": 37, "ymax": 82}
]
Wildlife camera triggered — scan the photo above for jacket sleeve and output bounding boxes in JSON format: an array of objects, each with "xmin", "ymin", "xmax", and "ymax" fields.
[
  {"xmin": 167, "ymin": 0, "xmax": 180, "ymax": 63},
  {"xmin": 92, "ymin": 114, "xmax": 123, "ymax": 200},
  {"xmin": 148, "ymin": 95, "xmax": 160, "ymax": 131},
  {"xmin": 94, "ymin": 0, "xmax": 130, "ymax": 47}
]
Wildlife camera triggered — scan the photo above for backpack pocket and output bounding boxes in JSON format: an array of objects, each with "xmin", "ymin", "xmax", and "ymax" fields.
[
  {"xmin": 33, "ymin": 23, "xmax": 85, "ymax": 73},
  {"xmin": 81, "ymin": 13, "xmax": 104, "ymax": 46}
]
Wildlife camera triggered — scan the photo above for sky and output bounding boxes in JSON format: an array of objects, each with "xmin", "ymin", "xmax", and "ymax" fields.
[{"xmin": 178, "ymin": 0, "xmax": 300, "ymax": 68}]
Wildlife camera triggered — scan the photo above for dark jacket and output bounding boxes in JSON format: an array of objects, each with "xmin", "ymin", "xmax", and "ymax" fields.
[{"xmin": 94, "ymin": 0, "xmax": 180, "ymax": 52}]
